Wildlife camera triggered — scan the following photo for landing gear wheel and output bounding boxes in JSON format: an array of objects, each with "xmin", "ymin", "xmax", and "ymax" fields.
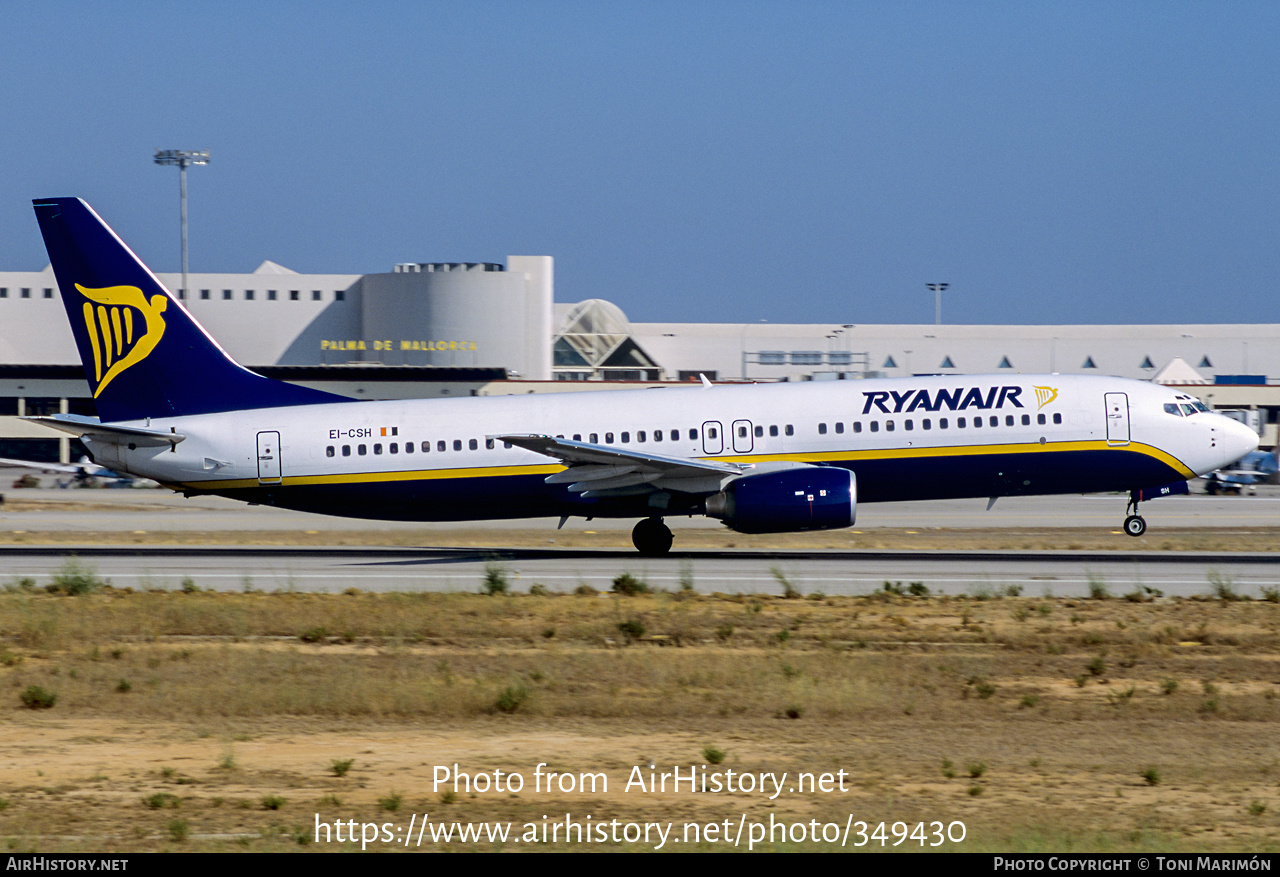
[
  {"xmin": 1123, "ymin": 515, "xmax": 1146, "ymax": 537},
  {"xmin": 632, "ymin": 517, "xmax": 673, "ymax": 556}
]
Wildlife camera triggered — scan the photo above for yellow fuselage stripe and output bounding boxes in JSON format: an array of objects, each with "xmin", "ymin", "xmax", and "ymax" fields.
[{"xmin": 172, "ymin": 439, "xmax": 1194, "ymax": 492}]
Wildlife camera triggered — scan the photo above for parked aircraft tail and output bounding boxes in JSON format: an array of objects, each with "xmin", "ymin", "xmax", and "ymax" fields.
[{"xmin": 32, "ymin": 197, "xmax": 347, "ymax": 422}]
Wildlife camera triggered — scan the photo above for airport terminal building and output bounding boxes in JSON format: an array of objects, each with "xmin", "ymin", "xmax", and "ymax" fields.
[{"xmin": 3, "ymin": 255, "xmax": 1280, "ymax": 460}]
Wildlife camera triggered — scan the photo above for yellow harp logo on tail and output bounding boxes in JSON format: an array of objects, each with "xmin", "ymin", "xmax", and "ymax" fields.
[
  {"xmin": 75, "ymin": 284, "xmax": 168, "ymax": 398},
  {"xmin": 1032, "ymin": 386, "xmax": 1059, "ymax": 410}
]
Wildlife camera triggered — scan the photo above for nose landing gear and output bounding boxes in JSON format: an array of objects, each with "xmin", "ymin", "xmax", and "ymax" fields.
[
  {"xmin": 1123, "ymin": 513, "xmax": 1146, "ymax": 537},
  {"xmin": 632, "ymin": 517, "xmax": 673, "ymax": 556},
  {"xmin": 1121, "ymin": 482, "xmax": 1191, "ymax": 537},
  {"xmin": 1123, "ymin": 494, "xmax": 1146, "ymax": 537}
]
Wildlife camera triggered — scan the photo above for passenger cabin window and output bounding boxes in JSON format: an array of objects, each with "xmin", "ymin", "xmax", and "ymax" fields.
[
  {"xmin": 818, "ymin": 423, "xmax": 827, "ymax": 435},
  {"xmin": 1053, "ymin": 413, "xmax": 1063, "ymax": 424},
  {"xmin": 769, "ymin": 425, "xmax": 779, "ymax": 437},
  {"xmin": 469, "ymin": 439, "xmax": 478, "ymax": 450},
  {"xmin": 638, "ymin": 431, "xmax": 646, "ymax": 442},
  {"xmin": 486, "ymin": 439, "xmax": 495, "ymax": 449},
  {"xmin": 904, "ymin": 419, "xmax": 913, "ymax": 431},
  {"xmin": 754, "ymin": 425, "xmax": 763, "ymax": 437},
  {"xmin": 785, "ymin": 425, "xmax": 794, "ymax": 436},
  {"xmin": 886, "ymin": 420, "xmax": 895, "ymax": 432},
  {"xmin": 606, "ymin": 432, "xmax": 614, "ymax": 443},
  {"xmin": 1021, "ymin": 414, "xmax": 1030, "ymax": 425},
  {"xmin": 421, "ymin": 441, "xmax": 430, "ymax": 452},
  {"xmin": 1006, "ymin": 415, "xmax": 1014, "ymax": 426},
  {"xmin": 922, "ymin": 419, "xmax": 931, "ymax": 430},
  {"xmin": 959, "ymin": 417, "xmax": 968, "ymax": 428},
  {"xmin": 621, "ymin": 432, "xmax": 630, "ymax": 443},
  {"xmin": 373, "ymin": 444, "xmax": 383, "ymax": 454},
  {"xmin": 835, "ymin": 422, "xmax": 844, "ymax": 434},
  {"xmin": 437, "ymin": 441, "xmax": 446, "ymax": 452},
  {"xmin": 326, "ymin": 446, "xmax": 335, "ymax": 457},
  {"xmin": 390, "ymin": 443, "xmax": 398, "ymax": 453},
  {"xmin": 342, "ymin": 445, "xmax": 351, "ymax": 456},
  {"xmin": 989, "ymin": 416, "xmax": 998, "ymax": 427},
  {"xmin": 854, "ymin": 422, "xmax": 863, "ymax": 433},
  {"xmin": 358, "ymin": 444, "xmax": 367, "ymax": 455},
  {"xmin": 870, "ymin": 422, "xmax": 879, "ymax": 433},
  {"xmin": 939, "ymin": 418, "xmax": 948, "ymax": 428},
  {"xmin": 1037, "ymin": 414, "xmax": 1046, "ymax": 425},
  {"xmin": 590, "ymin": 433, "xmax": 598, "ymax": 443}
]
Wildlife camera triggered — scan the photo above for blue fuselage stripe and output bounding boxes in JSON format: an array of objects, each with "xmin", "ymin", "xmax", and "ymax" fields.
[{"xmin": 208, "ymin": 446, "xmax": 1185, "ymax": 521}]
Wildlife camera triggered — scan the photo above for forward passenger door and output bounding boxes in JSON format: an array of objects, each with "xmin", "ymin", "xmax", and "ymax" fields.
[{"xmin": 1104, "ymin": 393, "xmax": 1130, "ymax": 446}]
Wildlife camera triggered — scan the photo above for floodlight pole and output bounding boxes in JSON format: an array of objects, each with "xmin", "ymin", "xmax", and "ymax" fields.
[
  {"xmin": 153, "ymin": 149, "xmax": 210, "ymax": 299},
  {"xmin": 926, "ymin": 282, "xmax": 949, "ymax": 325}
]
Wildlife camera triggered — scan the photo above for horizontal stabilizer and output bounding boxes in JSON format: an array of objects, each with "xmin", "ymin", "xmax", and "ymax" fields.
[{"xmin": 24, "ymin": 414, "xmax": 185, "ymax": 448}]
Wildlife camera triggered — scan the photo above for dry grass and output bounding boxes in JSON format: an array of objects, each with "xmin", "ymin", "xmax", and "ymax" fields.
[
  {"xmin": 3, "ymin": 525, "xmax": 1280, "ymax": 553},
  {"xmin": 1, "ymin": 589, "xmax": 1278, "ymax": 851}
]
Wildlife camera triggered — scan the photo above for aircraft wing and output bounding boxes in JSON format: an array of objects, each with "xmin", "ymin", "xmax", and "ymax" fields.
[
  {"xmin": 496, "ymin": 434, "xmax": 746, "ymax": 497},
  {"xmin": 1205, "ymin": 470, "xmax": 1263, "ymax": 484},
  {"xmin": 0, "ymin": 457, "xmax": 88, "ymax": 475}
]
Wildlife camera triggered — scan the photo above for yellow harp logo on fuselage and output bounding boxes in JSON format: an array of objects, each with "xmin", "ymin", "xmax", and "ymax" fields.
[
  {"xmin": 1032, "ymin": 386, "xmax": 1059, "ymax": 410},
  {"xmin": 75, "ymin": 284, "xmax": 168, "ymax": 398}
]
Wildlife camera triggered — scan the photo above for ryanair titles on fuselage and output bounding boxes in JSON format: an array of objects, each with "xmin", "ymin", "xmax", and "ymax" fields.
[{"xmin": 861, "ymin": 385, "xmax": 1026, "ymax": 415}]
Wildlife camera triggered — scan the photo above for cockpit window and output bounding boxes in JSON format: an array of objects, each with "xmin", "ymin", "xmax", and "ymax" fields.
[
  {"xmin": 1163, "ymin": 403, "xmax": 1183, "ymax": 416},
  {"xmin": 1192, "ymin": 401, "xmax": 1210, "ymax": 413},
  {"xmin": 1180, "ymin": 404, "xmax": 1197, "ymax": 416}
]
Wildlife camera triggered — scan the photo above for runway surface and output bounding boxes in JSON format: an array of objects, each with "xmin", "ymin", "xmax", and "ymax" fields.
[
  {"xmin": 1, "ymin": 483, "xmax": 1277, "ymax": 598},
  {"xmin": 2, "ymin": 484, "xmax": 1279, "ymax": 532},
  {"xmin": 2, "ymin": 544, "xmax": 1278, "ymax": 598}
]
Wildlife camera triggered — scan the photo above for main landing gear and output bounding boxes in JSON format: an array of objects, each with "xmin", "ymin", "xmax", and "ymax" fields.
[
  {"xmin": 632, "ymin": 517, "xmax": 673, "ymax": 556},
  {"xmin": 1123, "ymin": 495, "xmax": 1146, "ymax": 537}
]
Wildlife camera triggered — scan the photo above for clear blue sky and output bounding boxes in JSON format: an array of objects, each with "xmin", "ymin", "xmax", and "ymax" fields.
[{"xmin": 2, "ymin": 1, "xmax": 1276, "ymax": 326}]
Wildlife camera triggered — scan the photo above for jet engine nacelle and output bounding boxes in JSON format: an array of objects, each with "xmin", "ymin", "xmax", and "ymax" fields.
[{"xmin": 705, "ymin": 466, "xmax": 856, "ymax": 534}]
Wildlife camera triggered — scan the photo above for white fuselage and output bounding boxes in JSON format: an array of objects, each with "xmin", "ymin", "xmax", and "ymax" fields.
[{"xmin": 83, "ymin": 373, "xmax": 1257, "ymax": 524}]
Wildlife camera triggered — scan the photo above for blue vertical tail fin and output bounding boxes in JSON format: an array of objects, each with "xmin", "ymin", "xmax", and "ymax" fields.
[{"xmin": 33, "ymin": 198, "xmax": 349, "ymax": 422}]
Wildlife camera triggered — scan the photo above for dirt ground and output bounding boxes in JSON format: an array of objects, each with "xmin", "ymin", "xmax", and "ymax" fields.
[{"xmin": 0, "ymin": 591, "xmax": 1277, "ymax": 853}]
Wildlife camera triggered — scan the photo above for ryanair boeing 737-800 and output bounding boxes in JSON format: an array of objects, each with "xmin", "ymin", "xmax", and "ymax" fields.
[{"xmin": 26, "ymin": 198, "xmax": 1258, "ymax": 554}]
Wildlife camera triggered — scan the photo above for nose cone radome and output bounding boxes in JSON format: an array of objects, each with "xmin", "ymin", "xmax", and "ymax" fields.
[{"xmin": 1219, "ymin": 417, "xmax": 1260, "ymax": 468}]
